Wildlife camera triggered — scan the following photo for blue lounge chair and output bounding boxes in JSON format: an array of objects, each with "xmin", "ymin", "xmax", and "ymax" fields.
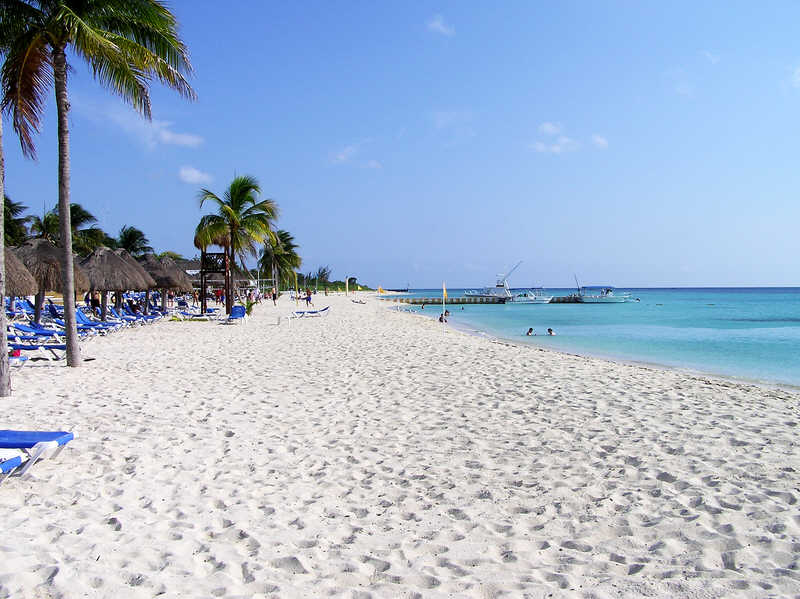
[
  {"xmin": 8, "ymin": 342, "xmax": 67, "ymax": 361},
  {"xmin": 0, "ymin": 430, "xmax": 74, "ymax": 477},
  {"xmin": 225, "ymin": 305, "xmax": 247, "ymax": 324},
  {"xmin": 0, "ymin": 455, "xmax": 21, "ymax": 486}
]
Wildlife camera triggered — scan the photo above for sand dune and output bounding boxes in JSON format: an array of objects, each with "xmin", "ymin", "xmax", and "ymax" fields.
[{"xmin": 1, "ymin": 294, "xmax": 798, "ymax": 597}]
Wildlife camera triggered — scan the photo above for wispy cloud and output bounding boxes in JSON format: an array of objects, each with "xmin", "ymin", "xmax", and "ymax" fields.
[
  {"xmin": 179, "ymin": 166, "xmax": 212, "ymax": 184},
  {"xmin": 591, "ymin": 134, "xmax": 608, "ymax": 149},
  {"xmin": 532, "ymin": 136, "xmax": 579, "ymax": 154},
  {"xmin": 539, "ymin": 122, "xmax": 562, "ymax": 136},
  {"xmin": 329, "ymin": 140, "xmax": 382, "ymax": 168},
  {"xmin": 702, "ymin": 50, "xmax": 720, "ymax": 65},
  {"xmin": 426, "ymin": 14, "xmax": 455, "ymax": 37},
  {"xmin": 73, "ymin": 97, "xmax": 204, "ymax": 149},
  {"xmin": 331, "ymin": 143, "xmax": 360, "ymax": 164}
]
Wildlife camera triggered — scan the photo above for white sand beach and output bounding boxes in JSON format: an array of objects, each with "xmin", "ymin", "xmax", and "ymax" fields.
[{"xmin": 1, "ymin": 294, "xmax": 798, "ymax": 598}]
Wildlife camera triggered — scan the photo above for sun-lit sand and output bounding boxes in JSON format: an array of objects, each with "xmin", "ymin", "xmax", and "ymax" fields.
[{"xmin": 1, "ymin": 294, "xmax": 798, "ymax": 598}]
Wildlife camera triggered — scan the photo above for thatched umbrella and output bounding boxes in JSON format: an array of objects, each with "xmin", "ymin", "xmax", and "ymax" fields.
[
  {"xmin": 4, "ymin": 248, "xmax": 38, "ymax": 298},
  {"xmin": 113, "ymin": 249, "xmax": 157, "ymax": 310},
  {"xmin": 13, "ymin": 238, "xmax": 90, "ymax": 323},
  {"xmin": 137, "ymin": 254, "xmax": 191, "ymax": 313},
  {"xmin": 80, "ymin": 247, "xmax": 152, "ymax": 320}
]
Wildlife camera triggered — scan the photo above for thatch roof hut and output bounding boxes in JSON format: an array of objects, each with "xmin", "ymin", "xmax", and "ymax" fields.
[
  {"xmin": 158, "ymin": 255, "xmax": 193, "ymax": 292},
  {"xmin": 13, "ymin": 238, "xmax": 89, "ymax": 293},
  {"xmin": 12, "ymin": 239, "xmax": 90, "ymax": 323},
  {"xmin": 137, "ymin": 254, "xmax": 193, "ymax": 291},
  {"xmin": 80, "ymin": 247, "xmax": 153, "ymax": 292},
  {"xmin": 113, "ymin": 249, "xmax": 157, "ymax": 290},
  {"xmin": 5, "ymin": 248, "xmax": 38, "ymax": 297}
]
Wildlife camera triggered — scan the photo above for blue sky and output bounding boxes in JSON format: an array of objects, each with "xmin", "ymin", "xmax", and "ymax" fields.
[{"xmin": 3, "ymin": 1, "xmax": 800, "ymax": 287}]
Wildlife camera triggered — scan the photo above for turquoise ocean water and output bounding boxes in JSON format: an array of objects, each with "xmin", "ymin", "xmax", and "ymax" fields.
[{"xmin": 393, "ymin": 288, "xmax": 800, "ymax": 388}]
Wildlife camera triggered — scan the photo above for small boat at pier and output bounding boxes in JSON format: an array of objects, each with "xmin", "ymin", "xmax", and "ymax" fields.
[
  {"xmin": 577, "ymin": 285, "xmax": 629, "ymax": 303},
  {"xmin": 465, "ymin": 262, "xmax": 522, "ymax": 304},
  {"xmin": 514, "ymin": 288, "xmax": 553, "ymax": 304}
]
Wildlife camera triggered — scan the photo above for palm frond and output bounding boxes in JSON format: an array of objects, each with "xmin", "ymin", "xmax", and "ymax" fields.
[{"xmin": 0, "ymin": 28, "xmax": 52, "ymax": 158}]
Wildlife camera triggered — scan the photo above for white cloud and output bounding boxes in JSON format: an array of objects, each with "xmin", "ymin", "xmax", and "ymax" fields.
[
  {"xmin": 591, "ymin": 134, "xmax": 608, "ymax": 149},
  {"xmin": 538, "ymin": 122, "xmax": 562, "ymax": 136},
  {"xmin": 532, "ymin": 136, "xmax": 579, "ymax": 154},
  {"xmin": 426, "ymin": 14, "xmax": 455, "ymax": 36},
  {"xmin": 329, "ymin": 140, "xmax": 381, "ymax": 168},
  {"xmin": 179, "ymin": 166, "xmax": 212, "ymax": 184},
  {"xmin": 331, "ymin": 144, "xmax": 359, "ymax": 164},
  {"xmin": 702, "ymin": 50, "xmax": 720, "ymax": 65},
  {"xmin": 155, "ymin": 125, "xmax": 204, "ymax": 147},
  {"xmin": 99, "ymin": 105, "xmax": 203, "ymax": 148}
]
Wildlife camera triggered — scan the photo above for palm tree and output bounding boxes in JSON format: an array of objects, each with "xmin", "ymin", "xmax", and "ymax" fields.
[
  {"xmin": 0, "ymin": 0, "xmax": 194, "ymax": 367},
  {"xmin": 315, "ymin": 265, "xmax": 331, "ymax": 292},
  {"xmin": 195, "ymin": 175, "xmax": 278, "ymax": 313},
  {"xmin": 28, "ymin": 211, "xmax": 59, "ymax": 242},
  {"xmin": 259, "ymin": 229, "xmax": 301, "ymax": 291},
  {"xmin": 3, "ymin": 195, "xmax": 30, "ymax": 245},
  {"xmin": 117, "ymin": 225, "xmax": 152, "ymax": 257},
  {"xmin": 29, "ymin": 203, "xmax": 108, "ymax": 255}
]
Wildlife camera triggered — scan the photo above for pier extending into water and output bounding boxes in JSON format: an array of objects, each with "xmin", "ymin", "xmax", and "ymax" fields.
[{"xmin": 381, "ymin": 295, "xmax": 581, "ymax": 305}]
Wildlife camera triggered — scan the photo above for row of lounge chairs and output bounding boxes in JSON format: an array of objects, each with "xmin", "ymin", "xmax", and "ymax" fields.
[
  {"xmin": 5, "ymin": 296, "xmax": 170, "ymax": 362},
  {"xmin": 0, "ymin": 429, "xmax": 74, "ymax": 486}
]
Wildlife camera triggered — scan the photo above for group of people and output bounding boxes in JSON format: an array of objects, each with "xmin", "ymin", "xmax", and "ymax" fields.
[{"xmin": 526, "ymin": 327, "xmax": 555, "ymax": 336}]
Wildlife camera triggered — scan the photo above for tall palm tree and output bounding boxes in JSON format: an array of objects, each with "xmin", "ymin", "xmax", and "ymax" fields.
[
  {"xmin": 195, "ymin": 175, "xmax": 278, "ymax": 313},
  {"xmin": 117, "ymin": 225, "xmax": 152, "ymax": 257},
  {"xmin": 0, "ymin": 0, "xmax": 194, "ymax": 367},
  {"xmin": 3, "ymin": 195, "xmax": 30, "ymax": 245},
  {"xmin": 259, "ymin": 229, "xmax": 301, "ymax": 291}
]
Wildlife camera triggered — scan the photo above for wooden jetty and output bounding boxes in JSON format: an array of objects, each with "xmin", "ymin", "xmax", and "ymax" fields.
[{"xmin": 381, "ymin": 295, "xmax": 582, "ymax": 305}]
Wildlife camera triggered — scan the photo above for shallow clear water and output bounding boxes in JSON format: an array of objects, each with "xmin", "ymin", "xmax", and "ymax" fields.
[{"xmin": 394, "ymin": 288, "xmax": 800, "ymax": 387}]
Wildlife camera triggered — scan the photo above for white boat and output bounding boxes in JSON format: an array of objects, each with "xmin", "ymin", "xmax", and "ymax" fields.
[
  {"xmin": 465, "ymin": 261, "xmax": 522, "ymax": 303},
  {"xmin": 577, "ymin": 286, "xmax": 629, "ymax": 303},
  {"xmin": 514, "ymin": 288, "xmax": 553, "ymax": 304}
]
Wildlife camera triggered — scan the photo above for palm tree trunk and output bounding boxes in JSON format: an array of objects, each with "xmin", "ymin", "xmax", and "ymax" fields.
[
  {"xmin": 224, "ymin": 244, "xmax": 232, "ymax": 315},
  {"xmin": 100, "ymin": 290, "xmax": 108, "ymax": 321},
  {"xmin": 34, "ymin": 291, "xmax": 45, "ymax": 324},
  {"xmin": 53, "ymin": 45, "xmax": 81, "ymax": 367},
  {"xmin": 0, "ymin": 117, "xmax": 11, "ymax": 396}
]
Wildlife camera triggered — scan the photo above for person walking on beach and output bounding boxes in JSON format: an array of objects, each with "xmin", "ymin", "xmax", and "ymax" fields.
[
  {"xmin": 305, "ymin": 288, "xmax": 314, "ymax": 307},
  {"xmin": 271, "ymin": 287, "xmax": 277, "ymax": 306}
]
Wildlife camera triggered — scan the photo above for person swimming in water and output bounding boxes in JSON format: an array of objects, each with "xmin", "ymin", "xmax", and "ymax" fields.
[
  {"xmin": 526, "ymin": 328, "xmax": 534, "ymax": 336},
  {"xmin": 547, "ymin": 328, "xmax": 555, "ymax": 336}
]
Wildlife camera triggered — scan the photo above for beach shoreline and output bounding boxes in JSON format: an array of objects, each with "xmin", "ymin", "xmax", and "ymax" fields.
[
  {"xmin": 1, "ymin": 293, "xmax": 798, "ymax": 597},
  {"xmin": 386, "ymin": 299, "xmax": 800, "ymax": 395}
]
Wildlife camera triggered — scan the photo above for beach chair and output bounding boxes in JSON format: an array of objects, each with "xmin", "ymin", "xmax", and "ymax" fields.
[
  {"xmin": 0, "ymin": 430, "xmax": 74, "ymax": 477},
  {"xmin": 0, "ymin": 455, "xmax": 22, "ymax": 486},
  {"xmin": 291, "ymin": 306, "xmax": 330, "ymax": 318},
  {"xmin": 8, "ymin": 342, "xmax": 67, "ymax": 361},
  {"xmin": 224, "ymin": 305, "xmax": 247, "ymax": 324}
]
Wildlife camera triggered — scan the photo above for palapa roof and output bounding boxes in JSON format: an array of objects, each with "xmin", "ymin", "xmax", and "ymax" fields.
[
  {"xmin": 113, "ymin": 249, "xmax": 157, "ymax": 290},
  {"xmin": 13, "ymin": 238, "xmax": 90, "ymax": 293},
  {"xmin": 80, "ymin": 247, "xmax": 155, "ymax": 291},
  {"xmin": 158, "ymin": 255, "xmax": 194, "ymax": 291},
  {"xmin": 137, "ymin": 254, "xmax": 193, "ymax": 291},
  {"xmin": 4, "ymin": 248, "xmax": 38, "ymax": 296}
]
